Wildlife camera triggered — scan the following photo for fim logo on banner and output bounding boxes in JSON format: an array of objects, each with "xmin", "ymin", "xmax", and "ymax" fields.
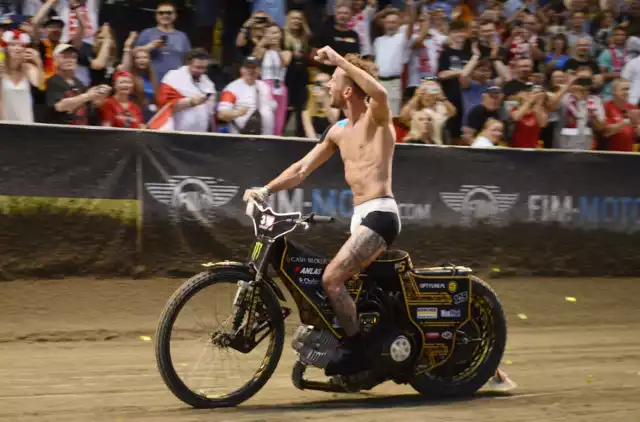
[
  {"xmin": 145, "ymin": 176, "xmax": 239, "ymax": 226},
  {"xmin": 440, "ymin": 185, "xmax": 518, "ymax": 226}
]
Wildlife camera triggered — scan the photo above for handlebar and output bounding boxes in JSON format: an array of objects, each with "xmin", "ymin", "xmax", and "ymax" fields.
[{"xmin": 306, "ymin": 213, "xmax": 334, "ymax": 224}]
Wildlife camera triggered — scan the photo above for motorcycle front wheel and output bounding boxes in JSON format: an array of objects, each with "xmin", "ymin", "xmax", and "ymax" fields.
[{"xmin": 155, "ymin": 268, "xmax": 285, "ymax": 408}]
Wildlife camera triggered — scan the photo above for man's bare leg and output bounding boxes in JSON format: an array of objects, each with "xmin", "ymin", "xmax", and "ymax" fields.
[{"xmin": 322, "ymin": 226, "xmax": 387, "ymax": 374}]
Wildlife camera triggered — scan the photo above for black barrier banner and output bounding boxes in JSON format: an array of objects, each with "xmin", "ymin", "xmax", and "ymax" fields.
[
  {"xmin": 0, "ymin": 123, "xmax": 138, "ymax": 278},
  {"xmin": 140, "ymin": 133, "xmax": 640, "ymax": 275},
  {"xmin": 2, "ymin": 122, "xmax": 640, "ymax": 278}
]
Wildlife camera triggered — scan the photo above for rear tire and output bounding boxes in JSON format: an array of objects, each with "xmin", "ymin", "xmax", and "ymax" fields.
[
  {"xmin": 155, "ymin": 269, "xmax": 285, "ymax": 408},
  {"xmin": 409, "ymin": 276, "xmax": 507, "ymax": 398}
]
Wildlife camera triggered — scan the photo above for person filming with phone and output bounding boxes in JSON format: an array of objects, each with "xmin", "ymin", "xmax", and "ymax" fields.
[{"xmin": 134, "ymin": 1, "xmax": 191, "ymax": 82}]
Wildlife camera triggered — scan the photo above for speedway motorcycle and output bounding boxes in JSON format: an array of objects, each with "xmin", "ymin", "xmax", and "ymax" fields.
[{"xmin": 155, "ymin": 199, "xmax": 507, "ymax": 408}]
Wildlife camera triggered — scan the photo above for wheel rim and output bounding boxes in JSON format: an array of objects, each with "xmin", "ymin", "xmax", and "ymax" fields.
[{"xmin": 167, "ymin": 281, "xmax": 278, "ymax": 400}]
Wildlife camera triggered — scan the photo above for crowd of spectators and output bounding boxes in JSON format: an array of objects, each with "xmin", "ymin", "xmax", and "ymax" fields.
[{"xmin": 1, "ymin": 0, "xmax": 640, "ymax": 151}]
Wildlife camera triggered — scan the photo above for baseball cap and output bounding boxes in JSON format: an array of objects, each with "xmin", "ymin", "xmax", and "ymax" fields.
[
  {"xmin": 242, "ymin": 56, "xmax": 260, "ymax": 67},
  {"xmin": 485, "ymin": 85, "xmax": 502, "ymax": 95},
  {"xmin": 53, "ymin": 43, "xmax": 79, "ymax": 56}
]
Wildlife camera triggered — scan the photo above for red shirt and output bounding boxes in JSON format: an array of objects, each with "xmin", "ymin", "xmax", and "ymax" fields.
[
  {"xmin": 99, "ymin": 97, "xmax": 144, "ymax": 129},
  {"xmin": 604, "ymin": 101, "xmax": 637, "ymax": 152},
  {"xmin": 511, "ymin": 112, "xmax": 541, "ymax": 149}
]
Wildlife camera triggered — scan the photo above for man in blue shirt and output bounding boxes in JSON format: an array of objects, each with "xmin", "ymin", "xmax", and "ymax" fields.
[{"xmin": 134, "ymin": 1, "xmax": 191, "ymax": 82}]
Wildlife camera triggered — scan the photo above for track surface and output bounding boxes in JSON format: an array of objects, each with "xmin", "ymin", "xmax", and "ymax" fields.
[{"xmin": 1, "ymin": 276, "xmax": 640, "ymax": 421}]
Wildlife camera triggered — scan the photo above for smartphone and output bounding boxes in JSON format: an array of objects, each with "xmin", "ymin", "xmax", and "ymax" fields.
[
  {"xmin": 159, "ymin": 34, "xmax": 168, "ymax": 44},
  {"xmin": 205, "ymin": 93, "xmax": 213, "ymax": 98},
  {"xmin": 254, "ymin": 16, "xmax": 267, "ymax": 24}
]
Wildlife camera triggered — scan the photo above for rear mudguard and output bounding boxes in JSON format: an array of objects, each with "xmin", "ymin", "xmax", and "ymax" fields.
[{"xmin": 201, "ymin": 260, "xmax": 287, "ymax": 302}]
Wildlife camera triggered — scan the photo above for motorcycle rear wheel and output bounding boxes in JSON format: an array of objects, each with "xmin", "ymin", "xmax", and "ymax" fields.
[
  {"xmin": 155, "ymin": 269, "xmax": 285, "ymax": 408},
  {"xmin": 409, "ymin": 276, "xmax": 507, "ymax": 397}
]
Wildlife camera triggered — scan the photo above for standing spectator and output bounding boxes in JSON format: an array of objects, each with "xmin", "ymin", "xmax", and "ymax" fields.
[
  {"xmin": 217, "ymin": 56, "xmax": 276, "ymax": 135},
  {"xmin": 594, "ymin": 10, "xmax": 616, "ymax": 54},
  {"xmin": 252, "ymin": 0, "xmax": 285, "ymax": 27},
  {"xmin": 58, "ymin": 0, "xmax": 99, "ymax": 46},
  {"xmin": 45, "ymin": 43, "xmax": 111, "ymax": 125},
  {"xmin": 119, "ymin": 39, "xmax": 158, "ymax": 123},
  {"xmin": 134, "ymin": 1, "xmax": 191, "ymax": 83},
  {"xmin": 284, "ymin": 10, "xmax": 311, "ymax": 137},
  {"xmin": 0, "ymin": 30, "xmax": 43, "ymax": 122},
  {"xmin": 236, "ymin": 11, "xmax": 270, "ymax": 61},
  {"xmin": 602, "ymin": 78, "xmax": 640, "ymax": 151},
  {"xmin": 461, "ymin": 58, "xmax": 496, "ymax": 126},
  {"xmin": 549, "ymin": 68, "xmax": 605, "ymax": 150},
  {"xmin": 598, "ymin": 26, "xmax": 629, "ymax": 100},
  {"xmin": 471, "ymin": 118, "xmax": 503, "ymax": 147},
  {"xmin": 301, "ymin": 72, "xmax": 340, "ymax": 138},
  {"xmin": 437, "ymin": 20, "xmax": 473, "ymax": 142},
  {"xmin": 373, "ymin": 6, "xmax": 415, "ymax": 115},
  {"xmin": 544, "ymin": 34, "xmax": 570, "ymax": 72},
  {"xmin": 312, "ymin": 2, "xmax": 360, "ymax": 75},
  {"xmin": 563, "ymin": 37, "xmax": 603, "ymax": 87},
  {"xmin": 154, "ymin": 48, "xmax": 216, "ymax": 133},
  {"xmin": 99, "ymin": 70, "xmax": 144, "ymax": 128},
  {"xmin": 504, "ymin": 57, "xmax": 533, "ymax": 98},
  {"xmin": 566, "ymin": 11, "xmax": 596, "ymax": 56},
  {"xmin": 464, "ymin": 85, "xmax": 504, "ymax": 142},
  {"xmin": 76, "ymin": 23, "xmax": 116, "ymax": 87},
  {"xmin": 348, "ymin": 0, "xmax": 376, "ymax": 58},
  {"xmin": 405, "ymin": 9, "xmax": 446, "ymax": 100},
  {"xmin": 622, "ymin": 38, "xmax": 640, "ymax": 105},
  {"xmin": 541, "ymin": 69, "xmax": 567, "ymax": 148},
  {"xmin": 253, "ymin": 24, "xmax": 291, "ymax": 136},
  {"xmin": 33, "ymin": 15, "xmax": 64, "ymax": 81},
  {"xmin": 508, "ymin": 84, "xmax": 548, "ymax": 148}
]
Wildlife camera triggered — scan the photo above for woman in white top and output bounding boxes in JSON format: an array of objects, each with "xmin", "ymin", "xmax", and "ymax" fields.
[
  {"xmin": 0, "ymin": 30, "xmax": 43, "ymax": 123},
  {"xmin": 471, "ymin": 118, "xmax": 503, "ymax": 148},
  {"xmin": 253, "ymin": 24, "xmax": 292, "ymax": 136}
]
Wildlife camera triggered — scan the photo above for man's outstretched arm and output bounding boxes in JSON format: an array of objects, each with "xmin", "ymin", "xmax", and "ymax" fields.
[{"xmin": 244, "ymin": 126, "xmax": 338, "ymax": 202}]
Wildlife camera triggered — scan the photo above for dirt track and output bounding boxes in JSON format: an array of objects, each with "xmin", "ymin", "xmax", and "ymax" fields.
[{"xmin": 1, "ymin": 276, "xmax": 640, "ymax": 422}]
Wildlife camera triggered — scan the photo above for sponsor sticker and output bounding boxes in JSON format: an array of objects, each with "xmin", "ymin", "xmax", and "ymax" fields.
[
  {"xmin": 298, "ymin": 267, "xmax": 323, "ymax": 275},
  {"xmin": 440, "ymin": 309, "xmax": 461, "ymax": 318},
  {"xmin": 441, "ymin": 331, "xmax": 453, "ymax": 340},
  {"xmin": 419, "ymin": 282, "xmax": 446, "ymax": 289},
  {"xmin": 448, "ymin": 281, "xmax": 458, "ymax": 293},
  {"xmin": 290, "ymin": 257, "xmax": 327, "ymax": 264},
  {"xmin": 425, "ymin": 332, "xmax": 440, "ymax": 340},
  {"xmin": 453, "ymin": 291, "xmax": 468, "ymax": 305},
  {"xmin": 416, "ymin": 307, "xmax": 438, "ymax": 320},
  {"xmin": 299, "ymin": 277, "xmax": 320, "ymax": 285}
]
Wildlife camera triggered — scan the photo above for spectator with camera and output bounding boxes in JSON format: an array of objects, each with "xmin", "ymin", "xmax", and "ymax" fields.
[
  {"xmin": 46, "ymin": 43, "xmax": 111, "ymax": 125},
  {"xmin": 153, "ymin": 48, "xmax": 216, "ymax": 133},
  {"xmin": 217, "ymin": 56, "xmax": 276, "ymax": 135},
  {"xmin": 507, "ymin": 83, "xmax": 548, "ymax": 148},
  {"xmin": 400, "ymin": 78, "xmax": 456, "ymax": 145},
  {"xmin": 253, "ymin": 23, "xmax": 291, "ymax": 136},
  {"xmin": 236, "ymin": 11, "xmax": 272, "ymax": 61},
  {"xmin": 0, "ymin": 30, "xmax": 43, "ymax": 122},
  {"xmin": 134, "ymin": 1, "xmax": 191, "ymax": 82},
  {"xmin": 548, "ymin": 68, "xmax": 605, "ymax": 150}
]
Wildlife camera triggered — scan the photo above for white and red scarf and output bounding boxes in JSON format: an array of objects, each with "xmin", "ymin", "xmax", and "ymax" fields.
[
  {"xmin": 564, "ymin": 93, "xmax": 600, "ymax": 129},
  {"xmin": 609, "ymin": 45, "xmax": 627, "ymax": 73}
]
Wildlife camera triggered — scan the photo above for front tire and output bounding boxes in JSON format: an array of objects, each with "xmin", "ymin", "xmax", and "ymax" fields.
[
  {"xmin": 409, "ymin": 276, "xmax": 507, "ymax": 397},
  {"xmin": 155, "ymin": 269, "xmax": 285, "ymax": 408}
]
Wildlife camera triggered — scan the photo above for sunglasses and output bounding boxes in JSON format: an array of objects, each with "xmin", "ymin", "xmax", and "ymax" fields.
[{"xmin": 157, "ymin": 10, "xmax": 174, "ymax": 16}]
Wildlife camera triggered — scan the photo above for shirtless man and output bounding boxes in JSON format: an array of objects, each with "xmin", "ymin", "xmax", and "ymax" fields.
[{"xmin": 243, "ymin": 46, "xmax": 398, "ymax": 376}]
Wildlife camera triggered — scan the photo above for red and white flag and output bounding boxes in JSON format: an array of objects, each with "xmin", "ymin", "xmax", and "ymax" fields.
[{"xmin": 148, "ymin": 66, "xmax": 196, "ymax": 131}]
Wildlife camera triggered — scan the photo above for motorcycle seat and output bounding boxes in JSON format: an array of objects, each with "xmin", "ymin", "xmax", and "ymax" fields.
[{"xmin": 375, "ymin": 249, "xmax": 409, "ymax": 262}]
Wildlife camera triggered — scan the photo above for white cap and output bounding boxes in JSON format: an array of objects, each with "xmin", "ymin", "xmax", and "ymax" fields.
[{"xmin": 53, "ymin": 43, "xmax": 78, "ymax": 56}]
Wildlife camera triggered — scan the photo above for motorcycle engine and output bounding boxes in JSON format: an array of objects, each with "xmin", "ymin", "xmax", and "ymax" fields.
[{"xmin": 291, "ymin": 325, "xmax": 341, "ymax": 369}]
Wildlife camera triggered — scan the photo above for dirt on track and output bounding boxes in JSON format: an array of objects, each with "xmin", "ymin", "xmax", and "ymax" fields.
[{"xmin": 1, "ymin": 276, "xmax": 639, "ymax": 422}]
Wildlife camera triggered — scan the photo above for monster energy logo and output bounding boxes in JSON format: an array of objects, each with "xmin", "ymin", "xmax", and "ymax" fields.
[{"xmin": 252, "ymin": 241, "xmax": 263, "ymax": 261}]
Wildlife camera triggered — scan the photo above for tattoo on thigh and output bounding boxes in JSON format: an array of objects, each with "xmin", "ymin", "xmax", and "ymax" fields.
[{"xmin": 337, "ymin": 229, "xmax": 387, "ymax": 273}]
